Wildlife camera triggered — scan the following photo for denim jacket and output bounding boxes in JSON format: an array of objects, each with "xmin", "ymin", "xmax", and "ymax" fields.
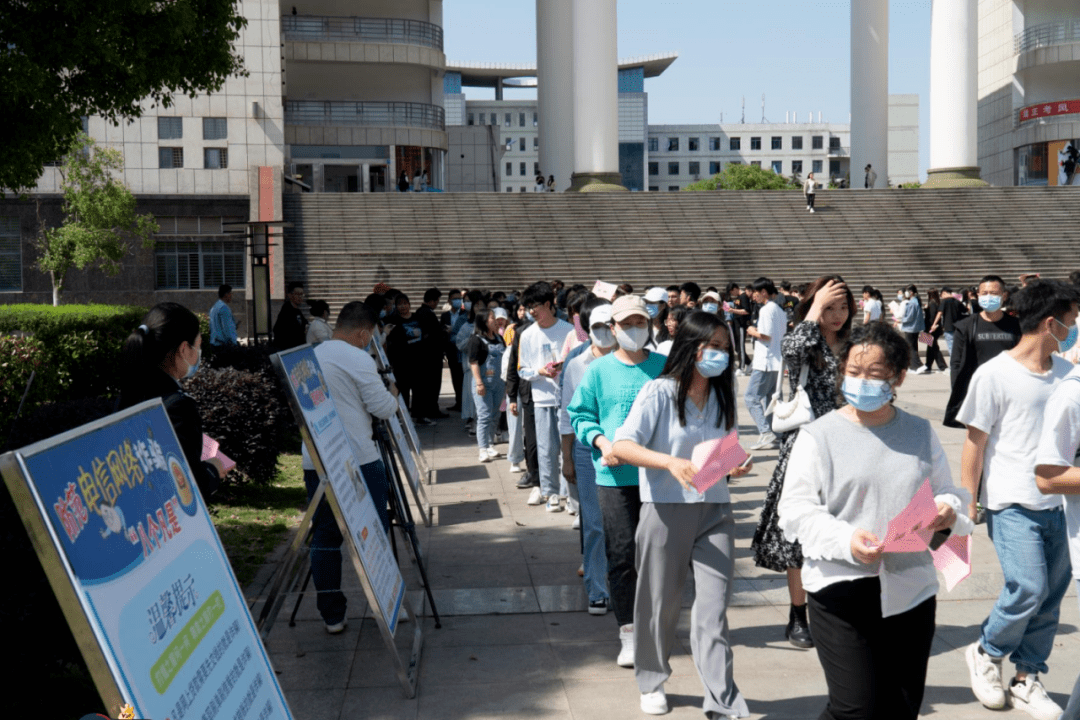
[{"xmin": 900, "ymin": 298, "xmax": 925, "ymax": 333}]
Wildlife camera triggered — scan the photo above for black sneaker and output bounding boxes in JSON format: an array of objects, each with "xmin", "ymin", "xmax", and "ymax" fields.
[
  {"xmin": 516, "ymin": 473, "xmax": 539, "ymax": 489},
  {"xmin": 785, "ymin": 605, "xmax": 814, "ymax": 649}
]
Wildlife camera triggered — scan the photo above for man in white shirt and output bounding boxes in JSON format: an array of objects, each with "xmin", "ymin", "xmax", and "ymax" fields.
[
  {"xmin": 301, "ymin": 301, "xmax": 399, "ymax": 634},
  {"xmin": 517, "ymin": 281, "xmax": 574, "ymax": 512},
  {"xmin": 744, "ymin": 277, "xmax": 787, "ymax": 449},
  {"xmin": 959, "ymin": 279, "xmax": 1080, "ymax": 718}
]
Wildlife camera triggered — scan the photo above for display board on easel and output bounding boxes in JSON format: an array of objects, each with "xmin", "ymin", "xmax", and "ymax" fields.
[
  {"xmin": 370, "ymin": 334, "xmax": 436, "ymax": 494},
  {"xmin": 0, "ymin": 400, "xmax": 293, "ymax": 720},
  {"xmin": 269, "ymin": 346, "xmax": 422, "ymax": 697}
]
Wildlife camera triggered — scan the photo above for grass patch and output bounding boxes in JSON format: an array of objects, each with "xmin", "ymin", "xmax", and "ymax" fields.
[{"xmin": 208, "ymin": 453, "xmax": 307, "ymax": 587}]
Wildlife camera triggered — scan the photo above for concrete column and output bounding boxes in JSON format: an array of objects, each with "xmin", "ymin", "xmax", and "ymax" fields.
[
  {"xmin": 536, "ymin": 0, "xmax": 574, "ymax": 191},
  {"xmin": 850, "ymin": 0, "xmax": 888, "ymax": 189},
  {"xmin": 362, "ymin": 163, "xmax": 371, "ymax": 192},
  {"xmin": 568, "ymin": 0, "xmax": 625, "ymax": 191},
  {"xmin": 924, "ymin": 0, "xmax": 987, "ymax": 187}
]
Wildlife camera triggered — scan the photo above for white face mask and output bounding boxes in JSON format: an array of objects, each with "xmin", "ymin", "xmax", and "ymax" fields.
[
  {"xmin": 589, "ymin": 326, "xmax": 616, "ymax": 349},
  {"xmin": 614, "ymin": 325, "xmax": 649, "ymax": 352}
]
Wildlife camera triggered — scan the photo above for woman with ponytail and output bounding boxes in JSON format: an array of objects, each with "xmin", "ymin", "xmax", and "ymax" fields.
[{"xmin": 118, "ymin": 302, "xmax": 222, "ymax": 498}]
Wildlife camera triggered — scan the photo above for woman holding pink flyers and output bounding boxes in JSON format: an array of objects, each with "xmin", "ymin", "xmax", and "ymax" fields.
[{"xmin": 611, "ymin": 311, "xmax": 752, "ymax": 718}]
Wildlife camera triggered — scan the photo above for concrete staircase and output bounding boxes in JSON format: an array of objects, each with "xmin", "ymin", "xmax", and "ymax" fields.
[{"xmin": 282, "ymin": 188, "xmax": 1080, "ymax": 309}]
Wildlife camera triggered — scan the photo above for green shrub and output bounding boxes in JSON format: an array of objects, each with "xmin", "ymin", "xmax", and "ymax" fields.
[
  {"xmin": 0, "ymin": 303, "xmax": 146, "ymax": 346},
  {"xmin": 683, "ymin": 164, "xmax": 800, "ymax": 191},
  {"xmin": 205, "ymin": 341, "xmax": 301, "ymax": 441},
  {"xmin": 182, "ymin": 367, "xmax": 289, "ymax": 486},
  {"xmin": 0, "ymin": 336, "xmax": 62, "ymax": 438}
]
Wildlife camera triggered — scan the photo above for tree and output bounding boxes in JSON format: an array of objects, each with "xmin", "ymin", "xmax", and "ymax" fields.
[
  {"xmin": 0, "ymin": 0, "xmax": 247, "ymax": 193},
  {"xmin": 683, "ymin": 164, "xmax": 800, "ymax": 191},
  {"xmin": 36, "ymin": 134, "xmax": 159, "ymax": 306}
]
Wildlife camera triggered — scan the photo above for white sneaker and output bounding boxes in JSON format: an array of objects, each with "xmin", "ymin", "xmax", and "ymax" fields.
[
  {"xmin": 479, "ymin": 449, "xmax": 492, "ymax": 463},
  {"xmin": 1009, "ymin": 675, "xmax": 1063, "ymax": 720},
  {"xmin": 617, "ymin": 624, "xmax": 634, "ymax": 667},
  {"xmin": 566, "ymin": 497, "xmax": 580, "ymax": 515},
  {"xmin": 913, "ymin": 365, "xmax": 930, "ymax": 375},
  {"xmin": 810, "ymin": 208, "xmax": 815, "ymax": 213},
  {"xmin": 527, "ymin": 487, "xmax": 546, "ymax": 506},
  {"xmin": 750, "ymin": 432, "xmax": 778, "ymax": 450},
  {"xmin": 485, "ymin": 446, "xmax": 501, "ymax": 459},
  {"xmin": 572, "ymin": 515, "xmax": 581, "ymax": 529},
  {"xmin": 640, "ymin": 689, "xmax": 668, "ymax": 715},
  {"xmin": 965, "ymin": 642, "xmax": 1007, "ymax": 709},
  {"xmin": 546, "ymin": 495, "xmax": 563, "ymax": 513},
  {"xmin": 509, "ymin": 463, "xmax": 523, "ymax": 473}
]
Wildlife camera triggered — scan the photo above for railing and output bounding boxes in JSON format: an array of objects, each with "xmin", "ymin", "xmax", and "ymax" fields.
[
  {"xmin": 828, "ymin": 146, "xmax": 850, "ymax": 156},
  {"xmin": 1014, "ymin": 21, "xmax": 1080, "ymax": 54},
  {"xmin": 282, "ymin": 15, "xmax": 443, "ymax": 50},
  {"xmin": 285, "ymin": 101, "xmax": 446, "ymax": 131}
]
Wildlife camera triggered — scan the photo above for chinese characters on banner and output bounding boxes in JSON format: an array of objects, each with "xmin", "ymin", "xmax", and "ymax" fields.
[{"xmin": 1019, "ymin": 99, "xmax": 1080, "ymax": 123}]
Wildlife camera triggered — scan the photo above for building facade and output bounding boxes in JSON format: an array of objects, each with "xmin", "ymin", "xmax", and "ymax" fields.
[{"xmin": 978, "ymin": 0, "xmax": 1080, "ymax": 186}]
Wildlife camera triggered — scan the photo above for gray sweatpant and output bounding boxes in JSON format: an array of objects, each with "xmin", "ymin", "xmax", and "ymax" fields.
[{"xmin": 634, "ymin": 502, "xmax": 749, "ymax": 718}]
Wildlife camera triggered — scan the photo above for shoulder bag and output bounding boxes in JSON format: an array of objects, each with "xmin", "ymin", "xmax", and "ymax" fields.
[{"xmin": 767, "ymin": 360, "xmax": 813, "ymax": 434}]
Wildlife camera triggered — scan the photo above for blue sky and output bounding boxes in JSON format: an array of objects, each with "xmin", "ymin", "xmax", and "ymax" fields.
[{"xmin": 444, "ymin": 0, "xmax": 933, "ymax": 179}]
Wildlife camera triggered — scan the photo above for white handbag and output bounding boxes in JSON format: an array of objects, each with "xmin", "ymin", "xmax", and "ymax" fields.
[{"xmin": 767, "ymin": 361, "xmax": 813, "ymax": 434}]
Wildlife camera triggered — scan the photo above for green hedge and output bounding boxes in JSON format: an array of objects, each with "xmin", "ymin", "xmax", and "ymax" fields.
[{"xmin": 0, "ymin": 303, "xmax": 147, "ymax": 345}]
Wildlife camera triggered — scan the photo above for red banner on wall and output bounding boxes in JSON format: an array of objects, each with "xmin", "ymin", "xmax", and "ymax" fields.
[{"xmin": 1019, "ymin": 99, "xmax": 1080, "ymax": 123}]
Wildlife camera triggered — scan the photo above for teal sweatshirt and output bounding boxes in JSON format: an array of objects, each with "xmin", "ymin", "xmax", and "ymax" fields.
[{"xmin": 567, "ymin": 350, "xmax": 667, "ymax": 487}]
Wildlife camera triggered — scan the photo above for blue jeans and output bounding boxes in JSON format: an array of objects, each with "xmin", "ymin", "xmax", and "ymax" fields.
[
  {"xmin": 943, "ymin": 331, "xmax": 954, "ymax": 356},
  {"xmin": 303, "ymin": 461, "xmax": 389, "ymax": 625},
  {"xmin": 744, "ymin": 369, "xmax": 778, "ymax": 435},
  {"xmin": 1062, "ymin": 584, "xmax": 1080, "ymax": 720},
  {"xmin": 472, "ymin": 379, "xmax": 505, "ymax": 450},
  {"xmin": 574, "ymin": 440, "xmax": 608, "ymax": 603},
  {"xmin": 981, "ymin": 505, "xmax": 1071, "ymax": 674},
  {"xmin": 507, "ymin": 391, "xmax": 525, "ymax": 464},
  {"xmin": 534, "ymin": 405, "xmax": 563, "ymax": 498}
]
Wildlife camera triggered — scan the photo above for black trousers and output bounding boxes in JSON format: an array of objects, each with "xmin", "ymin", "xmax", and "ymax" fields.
[
  {"xmin": 597, "ymin": 484, "xmax": 642, "ymax": 627},
  {"xmin": 519, "ymin": 385, "xmax": 540, "ymax": 481},
  {"xmin": 924, "ymin": 335, "xmax": 947, "ymax": 371},
  {"xmin": 447, "ymin": 352, "xmax": 464, "ymax": 408},
  {"xmin": 808, "ymin": 578, "xmax": 936, "ymax": 720},
  {"xmin": 904, "ymin": 332, "xmax": 922, "ymax": 370}
]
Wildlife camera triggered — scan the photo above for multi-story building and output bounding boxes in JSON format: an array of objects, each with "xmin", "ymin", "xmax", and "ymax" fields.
[{"xmin": 978, "ymin": 0, "xmax": 1080, "ymax": 186}]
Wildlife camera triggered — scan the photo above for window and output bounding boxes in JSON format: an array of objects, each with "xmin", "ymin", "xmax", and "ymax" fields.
[
  {"xmin": 533, "ymin": 112, "xmax": 538, "ymax": 127},
  {"xmin": 519, "ymin": 137, "xmax": 526, "ymax": 152},
  {"xmin": 688, "ymin": 161, "xmax": 700, "ymax": 175},
  {"xmin": 751, "ymin": 161, "xmax": 761, "ymax": 168},
  {"xmin": 792, "ymin": 136, "xmax": 803, "ymax": 150},
  {"xmin": 812, "ymin": 159, "xmax": 823, "ymax": 173},
  {"xmin": 506, "ymin": 162, "xmax": 513, "ymax": 176},
  {"xmin": 649, "ymin": 185, "xmax": 659, "ymax": 192},
  {"xmin": 477, "ymin": 113, "xmax": 485, "ymax": 125},
  {"xmin": 668, "ymin": 186, "xmax": 679, "ymax": 192},
  {"xmin": 648, "ymin": 137, "xmax": 659, "ymax": 152},
  {"xmin": 750, "ymin": 137, "xmax": 761, "ymax": 150},
  {"xmin": 158, "ymin": 117, "xmax": 183, "ymax": 140},
  {"xmin": 467, "ymin": 113, "xmax": 475, "ymax": 126},
  {"xmin": 812, "ymin": 135, "xmax": 823, "ymax": 150},
  {"xmin": 202, "ymin": 118, "xmax": 227, "ymax": 140},
  {"xmin": 519, "ymin": 186, "xmax": 526, "ymax": 192},
  {"xmin": 688, "ymin": 137, "xmax": 699, "ymax": 151},
  {"xmin": 729, "ymin": 137, "xmax": 741, "ymax": 151},
  {"xmin": 0, "ymin": 216, "xmax": 21, "ymax": 291},
  {"xmin": 520, "ymin": 162, "xmax": 526, "ymax": 176},
  {"xmin": 505, "ymin": 138, "xmax": 513, "ymax": 151},
  {"xmin": 504, "ymin": 113, "xmax": 511, "ymax": 127},
  {"xmin": 668, "ymin": 162, "xmax": 679, "ymax": 175},
  {"xmin": 829, "ymin": 160, "xmax": 841, "ymax": 175},
  {"xmin": 648, "ymin": 161, "xmax": 659, "ymax": 176},
  {"xmin": 829, "ymin": 136, "xmax": 841, "ymax": 149},
  {"xmin": 155, "ymin": 239, "xmax": 246, "ymax": 290},
  {"xmin": 506, "ymin": 187, "xmax": 514, "ymax": 192},
  {"xmin": 792, "ymin": 160, "xmax": 803, "ymax": 175},
  {"xmin": 203, "ymin": 148, "xmax": 228, "ymax": 169},
  {"xmin": 159, "ymin": 148, "xmax": 183, "ymax": 168},
  {"xmin": 709, "ymin": 161, "xmax": 720, "ymax": 175},
  {"xmin": 533, "ymin": 137, "xmax": 538, "ymax": 150},
  {"xmin": 709, "ymin": 137, "xmax": 721, "ymax": 151},
  {"xmin": 533, "ymin": 162, "xmax": 539, "ymax": 176},
  {"xmin": 490, "ymin": 114, "xmax": 498, "ymax": 126},
  {"xmin": 771, "ymin": 136, "xmax": 782, "ymax": 150},
  {"xmin": 667, "ymin": 138, "xmax": 679, "ymax": 152},
  {"xmin": 519, "ymin": 112, "xmax": 526, "ymax": 127},
  {"xmin": 771, "ymin": 160, "xmax": 782, "ymax": 174}
]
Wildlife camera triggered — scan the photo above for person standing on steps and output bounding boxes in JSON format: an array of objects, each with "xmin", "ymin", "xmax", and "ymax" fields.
[
  {"xmin": 804, "ymin": 171, "xmax": 817, "ymax": 213},
  {"xmin": 864, "ymin": 163, "xmax": 877, "ymax": 189}
]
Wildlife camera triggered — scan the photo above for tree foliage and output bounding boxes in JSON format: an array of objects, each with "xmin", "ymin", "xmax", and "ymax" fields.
[
  {"xmin": 0, "ymin": 0, "xmax": 247, "ymax": 192},
  {"xmin": 35, "ymin": 134, "xmax": 159, "ymax": 305},
  {"xmin": 683, "ymin": 164, "xmax": 800, "ymax": 191}
]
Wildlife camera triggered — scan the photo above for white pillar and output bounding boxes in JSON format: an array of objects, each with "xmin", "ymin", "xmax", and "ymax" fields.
[
  {"xmin": 850, "ymin": 0, "xmax": 888, "ymax": 188},
  {"xmin": 570, "ymin": 0, "xmax": 621, "ymax": 188},
  {"xmin": 926, "ymin": 0, "xmax": 983, "ymax": 184},
  {"xmin": 536, "ymin": 0, "xmax": 574, "ymax": 192}
]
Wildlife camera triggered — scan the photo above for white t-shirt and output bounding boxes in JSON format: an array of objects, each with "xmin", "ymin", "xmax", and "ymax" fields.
[
  {"xmin": 864, "ymin": 298, "xmax": 882, "ymax": 322},
  {"xmin": 1034, "ymin": 368, "xmax": 1080, "ymax": 579},
  {"xmin": 752, "ymin": 300, "xmax": 786, "ymax": 372},
  {"xmin": 518, "ymin": 319, "xmax": 574, "ymax": 407},
  {"xmin": 957, "ymin": 352, "xmax": 1073, "ymax": 511}
]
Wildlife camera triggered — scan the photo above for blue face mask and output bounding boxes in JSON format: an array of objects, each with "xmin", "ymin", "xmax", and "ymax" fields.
[
  {"xmin": 978, "ymin": 294, "xmax": 1003, "ymax": 312},
  {"xmin": 506, "ymin": 294, "xmax": 517, "ymax": 303},
  {"xmin": 379, "ymin": 308, "xmax": 388, "ymax": 319},
  {"xmin": 185, "ymin": 348, "xmax": 202, "ymax": 379},
  {"xmin": 1053, "ymin": 318, "xmax": 1078, "ymax": 354},
  {"xmin": 645, "ymin": 303, "xmax": 659, "ymax": 319},
  {"xmin": 702, "ymin": 302, "xmax": 719, "ymax": 314},
  {"xmin": 463, "ymin": 301, "xmax": 473, "ymax": 311},
  {"xmin": 450, "ymin": 298, "xmax": 462, "ymax": 310},
  {"xmin": 841, "ymin": 376, "xmax": 893, "ymax": 412},
  {"xmin": 696, "ymin": 349, "xmax": 729, "ymax": 378}
]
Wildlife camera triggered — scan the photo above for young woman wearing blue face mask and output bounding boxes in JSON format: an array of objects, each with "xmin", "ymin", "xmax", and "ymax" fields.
[
  {"xmin": 611, "ymin": 311, "xmax": 752, "ymax": 718},
  {"xmin": 118, "ymin": 302, "xmax": 222, "ymax": 498},
  {"xmin": 778, "ymin": 321, "xmax": 971, "ymax": 720}
]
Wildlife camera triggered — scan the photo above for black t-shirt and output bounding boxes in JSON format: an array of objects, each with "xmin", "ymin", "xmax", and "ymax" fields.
[
  {"xmin": 971, "ymin": 313, "xmax": 1022, "ymax": 365},
  {"xmin": 939, "ymin": 297, "xmax": 965, "ymax": 332},
  {"xmin": 466, "ymin": 333, "xmax": 503, "ymax": 366},
  {"xmin": 779, "ymin": 294, "xmax": 799, "ymax": 326}
]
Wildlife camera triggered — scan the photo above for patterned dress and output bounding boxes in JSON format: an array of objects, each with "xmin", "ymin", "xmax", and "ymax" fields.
[{"xmin": 751, "ymin": 321, "xmax": 844, "ymax": 572}]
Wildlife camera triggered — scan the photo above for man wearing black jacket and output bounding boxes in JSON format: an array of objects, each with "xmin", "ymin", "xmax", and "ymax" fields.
[
  {"xmin": 273, "ymin": 282, "xmax": 309, "ymax": 350},
  {"xmin": 414, "ymin": 288, "xmax": 448, "ymax": 419}
]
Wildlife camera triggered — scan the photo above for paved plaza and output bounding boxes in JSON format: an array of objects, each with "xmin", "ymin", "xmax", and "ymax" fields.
[{"xmin": 249, "ymin": 369, "xmax": 1079, "ymax": 720}]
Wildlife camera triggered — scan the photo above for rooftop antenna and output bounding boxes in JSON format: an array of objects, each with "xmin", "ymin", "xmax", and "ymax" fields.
[
  {"xmin": 741, "ymin": 96, "xmax": 745, "ymax": 124},
  {"xmin": 761, "ymin": 93, "xmax": 767, "ymax": 123}
]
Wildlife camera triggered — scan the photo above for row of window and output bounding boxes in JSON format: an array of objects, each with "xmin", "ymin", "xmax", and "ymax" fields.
[
  {"xmin": 158, "ymin": 117, "xmax": 229, "ymax": 141},
  {"xmin": 505, "ymin": 137, "xmax": 539, "ymax": 152},
  {"xmin": 159, "ymin": 148, "xmax": 229, "ymax": 169},
  {"xmin": 506, "ymin": 161, "xmax": 542, "ymax": 177},
  {"xmin": 467, "ymin": 111, "xmax": 539, "ymax": 128},
  {"xmin": 648, "ymin": 159, "xmax": 839, "ymax": 177},
  {"xmin": 0, "ymin": 217, "xmax": 19, "ymax": 291},
  {"xmin": 648, "ymin": 135, "xmax": 841, "ymax": 152}
]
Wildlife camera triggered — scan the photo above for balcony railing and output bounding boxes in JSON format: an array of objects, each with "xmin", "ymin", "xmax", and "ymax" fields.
[
  {"xmin": 285, "ymin": 101, "xmax": 446, "ymax": 131},
  {"xmin": 828, "ymin": 146, "xmax": 850, "ymax": 156},
  {"xmin": 1014, "ymin": 21, "xmax": 1080, "ymax": 54},
  {"xmin": 282, "ymin": 15, "xmax": 443, "ymax": 50}
]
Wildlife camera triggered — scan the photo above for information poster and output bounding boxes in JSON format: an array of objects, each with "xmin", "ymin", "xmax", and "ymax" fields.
[
  {"xmin": 275, "ymin": 347, "xmax": 405, "ymax": 634},
  {"xmin": 1, "ymin": 401, "xmax": 292, "ymax": 720}
]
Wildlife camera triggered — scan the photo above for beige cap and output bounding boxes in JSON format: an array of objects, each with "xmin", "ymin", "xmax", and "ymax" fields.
[
  {"xmin": 611, "ymin": 295, "xmax": 650, "ymax": 322},
  {"xmin": 701, "ymin": 291, "xmax": 721, "ymax": 303}
]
